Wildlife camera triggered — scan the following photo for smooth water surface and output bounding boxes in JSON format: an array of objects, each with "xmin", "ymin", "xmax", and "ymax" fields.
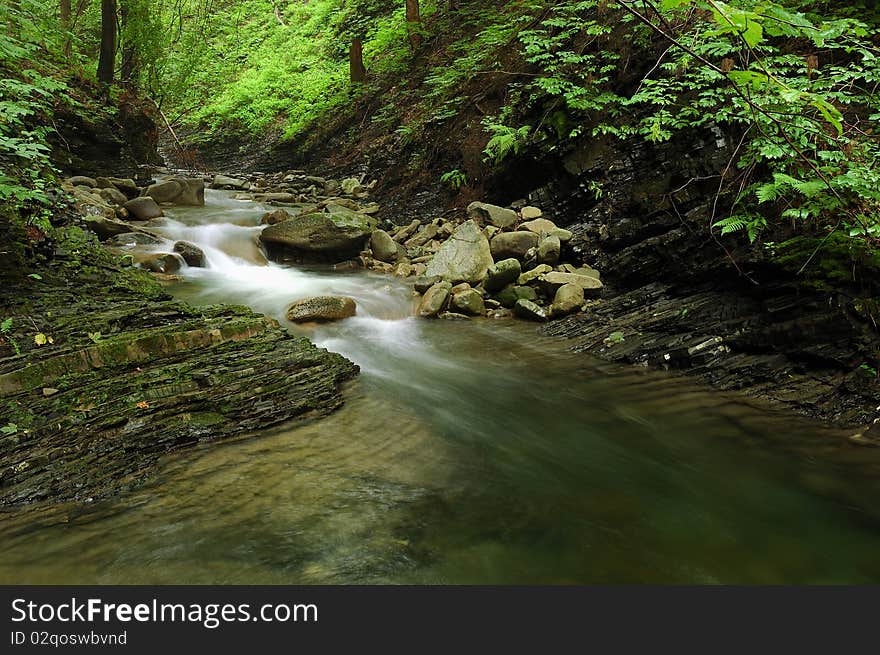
[{"xmin": 3, "ymin": 190, "xmax": 880, "ymax": 584}]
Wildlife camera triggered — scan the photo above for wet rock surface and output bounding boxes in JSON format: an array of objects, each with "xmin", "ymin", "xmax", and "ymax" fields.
[{"xmin": 0, "ymin": 220, "xmax": 359, "ymax": 507}]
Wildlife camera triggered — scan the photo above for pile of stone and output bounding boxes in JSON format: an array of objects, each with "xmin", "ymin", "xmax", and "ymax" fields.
[
  {"xmin": 358, "ymin": 201, "xmax": 604, "ymax": 322},
  {"xmin": 63, "ymin": 173, "xmax": 208, "ymax": 276},
  {"xmin": 211, "ymin": 171, "xmax": 378, "ymax": 211}
]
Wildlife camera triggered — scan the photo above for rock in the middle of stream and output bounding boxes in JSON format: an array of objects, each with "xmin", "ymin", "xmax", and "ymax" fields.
[{"xmin": 286, "ymin": 296, "xmax": 358, "ymax": 323}]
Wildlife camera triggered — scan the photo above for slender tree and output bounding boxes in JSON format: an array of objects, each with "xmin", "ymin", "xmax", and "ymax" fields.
[
  {"xmin": 120, "ymin": 0, "xmax": 137, "ymax": 85},
  {"xmin": 96, "ymin": 0, "xmax": 116, "ymax": 84},
  {"xmin": 349, "ymin": 38, "xmax": 366, "ymax": 83},
  {"xmin": 405, "ymin": 0, "xmax": 422, "ymax": 49},
  {"xmin": 60, "ymin": 0, "xmax": 71, "ymax": 56}
]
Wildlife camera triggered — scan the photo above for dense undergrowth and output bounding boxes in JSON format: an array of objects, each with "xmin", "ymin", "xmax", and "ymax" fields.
[
  {"xmin": 2, "ymin": 0, "xmax": 879, "ymax": 252},
  {"xmin": 152, "ymin": 0, "xmax": 880, "ymax": 249}
]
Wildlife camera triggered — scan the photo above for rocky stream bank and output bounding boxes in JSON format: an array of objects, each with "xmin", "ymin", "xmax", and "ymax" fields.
[{"xmin": 4, "ymin": 153, "xmax": 880, "ymax": 508}]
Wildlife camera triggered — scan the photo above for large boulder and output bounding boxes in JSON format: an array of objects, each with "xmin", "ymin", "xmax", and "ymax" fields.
[
  {"xmin": 490, "ymin": 231, "xmax": 539, "ymax": 261},
  {"xmin": 170, "ymin": 177, "xmax": 205, "ymax": 206},
  {"xmin": 467, "ymin": 202, "xmax": 518, "ymax": 229},
  {"xmin": 260, "ymin": 208, "xmax": 377, "ymax": 260},
  {"xmin": 418, "ymin": 281, "xmax": 452, "ymax": 318},
  {"xmin": 483, "ymin": 258, "xmax": 522, "ymax": 293},
  {"xmin": 173, "ymin": 241, "xmax": 207, "ymax": 268},
  {"xmin": 145, "ymin": 180, "xmax": 183, "ymax": 204},
  {"xmin": 425, "ymin": 220, "xmax": 494, "ymax": 285},
  {"xmin": 211, "ymin": 174, "xmax": 249, "ymax": 190},
  {"xmin": 106, "ymin": 177, "xmax": 140, "ymax": 199},
  {"xmin": 97, "ymin": 186, "xmax": 128, "ymax": 206},
  {"xmin": 85, "ymin": 216, "xmax": 140, "ymax": 240},
  {"xmin": 286, "ymin": 296, "xmax": 357, "ymax": 323},
  {"xmin": 124, "ymin": 196, "xmax": 163, "ymax": 221},
  {"xmin": 370, "ymin": 229, "xmax": 399, "ymax": 263}
]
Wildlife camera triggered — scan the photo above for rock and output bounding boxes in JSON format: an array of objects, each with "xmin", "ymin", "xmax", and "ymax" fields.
[
  {"xmin": 256, "ymin": 192, "xmax": 297, "ymax": 203},
  {"xmin": 324, "ymin": 180, "xmax": 341, "ymax": 196},
  {"xmin": 340, "ymin": 178, "xmax": 364, "ymax": 195},
  {"xmin": 104, "ymin": 232, "xmax": 163, "ymax": 247},
  {"xmin": 84, "ymin": 216, "xmax": 139, "ymax": 240},
  {"xmin": 145, "ymin": 180, "xmax": 183, "ymax": 204},
  {"xmin": 424, "ymin": 220, "xmax": 494, "ymax": 285},
  {"xmin": 260, "ymin": 209, "xmax": 377, "ymax": 260},
  {"xmin": 550, "ymin": 228, "xmax": 573, "ymax": 243},
  {"xmin": 394, "ymin": 219, "xmax": 421, "ymax": 242},
  {"xmin": 467, "ymin": 202, "xmax": 518, "ymax": 229},
  {"xmin": 550, "ymin": 283, "xmax": 585, "ymax": 317},
  {"xmin": 124, "ymin": 196, "xmax": 163, "ymax": 220},
  {"xmin": 107, "ymin": 177, "xmax": 140, "ymax": 198},
  {"xmin": 261, "ymin": 208, "xmax": 292, "ymax": 225},
  {"xmin": 451, "ymin": 288, "xmax": 486, "ymax": 316},
  {"xmin": 538, "ymin": 272, "xmax": 604, "ymax": 297},
  {"xmin": 520, "ymin": 206, "xmax": 543, "ymax": 220},
  {"xmin": 413, "ymin": 276, "xmax": 442, "ymax": 293},
  {"xmin": 286, "ymin": 296, "xmax": 357, "ymax": 323},
  {"xmin": 439, "ymin": 312, "xmax": 471, "ymax": 321},
  {"xmin": 97, "ymin": 186, "xmax": 128, "ymax": 206},
  {"xmin": 393, "ymin": 262, "xmax": 413, "ymax": 277},
  {"xmin": 496, "ymin": 285, "xmax": 538, "ymax": 309},
  {"xmin": 521, "ymin": 218, "xmax": 558, "ymax": 235},
  {"xmin": 520, "ymin": 218, "xmax": 572, "ymax": 242},
  {"xmin": 573, "ymin": 265, "xmax": 601, "ymax": 280},
  {"xmin": 211, "ymin": 174, "xmax": 249, "ymax": 190},
  {"xmin": 170, "ymin": 177, "xmax": 205, "ymax": 206},
  {"xmin": 518, "ymin": 264, "xmax": 553, "ymax": 285},
  {"xmin": 490, "ymin": 231, "xmax": 539, "ymax": 261},
  {"xmin": 173, "ymin": 241, "xmax": 207, "ymax": 267},
  {"xmin": 66, "ymin": 175, "xmax": 97, "ymax": 188},
  {"xmin": 514, "ymin": 299, "xmax": 548, "ymax": 322},
  {"xmin": 305, "ymin": 175, "xmax": 326, "ymax": 186},
  {"xmin": 418, "ymin": 281, "xmax": 452, "ymax": 318},
  {"xmin": 484, "ymin": 258, "xmax": 522, "ymax": 293},
  {"xmin": 140, "ymin": 253, "xmax": 182, "ymax": 274},
  {"xmin": 537, "ymin": 235, "xmax": 561, "ymax": 265},
  {"xmin": 406, "ymin": 223, "xmax": 439, "ymax": 248},
  {"xmin": 370, "ymin": 229, "xmax": 399, "ymax": 263}
]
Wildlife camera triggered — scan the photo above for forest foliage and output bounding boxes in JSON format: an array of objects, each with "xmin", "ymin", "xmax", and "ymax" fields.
[{"xmin": 1, "ymin": 0, "xmax": 879, "ymax": 247}]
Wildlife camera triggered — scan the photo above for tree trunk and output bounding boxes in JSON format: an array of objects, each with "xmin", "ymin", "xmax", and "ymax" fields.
[
  {"xmin": 120, "ymin": 2, "xmax": 137, "ymax": 86},
  {"xmin": 96, "ymin": 0, "xmax": 117, "ymax": 84},
  {"xmin": 60, "ymin": 0, "xmax": 71, "ymax": 56},
  {"xmin": 405, "ymin": 0, "xmax": 422, "ymax": 49},
  {"xmin": 349, "ymin": 39, "xmax": 366, "ymax": 83}
]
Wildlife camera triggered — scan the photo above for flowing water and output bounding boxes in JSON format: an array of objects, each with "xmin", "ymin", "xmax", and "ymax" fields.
[{"xmin": 3, "ymin": 190, "xmax": 880, "ymax": 584}]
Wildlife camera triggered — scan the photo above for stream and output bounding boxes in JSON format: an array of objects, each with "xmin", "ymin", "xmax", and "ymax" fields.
[{"xmin": 2, "ymin": 190, "xmax": 880, "ymax": 583}]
